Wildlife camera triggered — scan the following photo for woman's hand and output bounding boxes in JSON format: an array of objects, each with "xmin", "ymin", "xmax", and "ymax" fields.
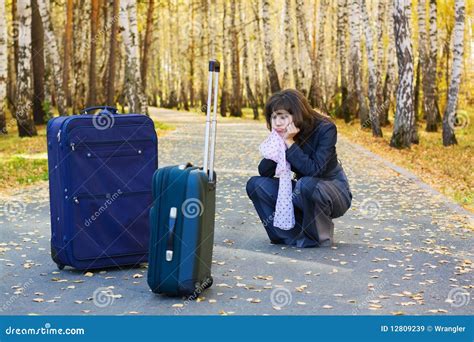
[{"xmin": 284, "ymin": 122, "xmax": 300, "ymax": 147}]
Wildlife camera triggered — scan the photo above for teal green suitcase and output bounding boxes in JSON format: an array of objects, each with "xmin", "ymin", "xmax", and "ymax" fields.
[{"xmin": 147, "ymin": 60, "xmax": 220, "ymax": 296}]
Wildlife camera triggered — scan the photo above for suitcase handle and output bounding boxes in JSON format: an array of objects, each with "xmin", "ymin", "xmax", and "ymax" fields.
[
  {"xmin": 80, "ymin": 106, "xmax": 118, "ymax": 115},
  {"xmin": 203, "ymin": 59, "xmax": 220, "ymax": 182}
]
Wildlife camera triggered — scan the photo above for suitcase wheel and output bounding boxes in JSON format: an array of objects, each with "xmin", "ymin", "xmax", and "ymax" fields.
[
  {"xmin": 203, "ymin": 276, "xmax": 213, "ymax": 289},
  {"xmin": 56, "ymin": 263, "xmax": 65, "ymax": 270}
]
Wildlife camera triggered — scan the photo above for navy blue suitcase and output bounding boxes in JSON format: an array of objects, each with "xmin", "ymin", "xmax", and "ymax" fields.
[
  {"xmin": 47, "ymin": 106, "xmax": 158, "ymax": 270},
  {"xmin": 147, "ymin": 61, "xmax": 220, "ymax": 296}
]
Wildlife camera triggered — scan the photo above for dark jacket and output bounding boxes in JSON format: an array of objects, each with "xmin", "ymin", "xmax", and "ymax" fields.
[{"xmin": 258, "ymin": 119, "xmax": 339, "ymax": 180}]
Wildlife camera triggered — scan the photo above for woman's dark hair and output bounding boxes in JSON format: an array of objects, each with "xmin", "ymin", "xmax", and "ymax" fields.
[{"xmin": 264, "ymin": 89, "xmax": 332, "ymax": 145}]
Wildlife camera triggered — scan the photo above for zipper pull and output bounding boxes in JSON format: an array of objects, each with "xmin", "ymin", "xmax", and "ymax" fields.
[
  {"xmin": 70, "ymin": 143, "xmax": 75, "ymax": 151},
  {"xmin": 57, "ymin": 130, "xmax": 61, "ymax": 142}
]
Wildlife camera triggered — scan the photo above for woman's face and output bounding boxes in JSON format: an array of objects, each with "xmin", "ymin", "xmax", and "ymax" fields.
[{"xmin": 271, "ymin": 109, "xmax": 293, "ymax": 137}]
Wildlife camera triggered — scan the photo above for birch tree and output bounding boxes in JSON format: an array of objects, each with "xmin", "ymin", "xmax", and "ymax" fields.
[
  {"xmin": 229, "ymin": 1, "xmax": 242, "ymax": 116},
  {"xmin": 442, "ymin": 0, "xmax": 465, "ymax": 146},
  {"xmin": 390, "ymin": 0, "xmax": 416, "ymax": 148},
  {"xmin": 37, "ymin": 0, "xmax": 66, "ymax": 115},
  {"xmin": 361, "ymin": 0, "xmax": 382, "ymax": 137},
  {"xmin": 106, "ymin": 0, "xmax": 120, "ymax": 105},
  {"xmin": 348, "ymin": 0, "xmax": 368, "ymax": 126},
  {"xmin": 425, "ymin": 0, "xmax": 440, "ymax": 131},
  {"xmin": 240, "ymin": 1, "xmax": 258, "ymax": 119},
  {"xmin": 141, "ymin": 0, "xmax": 155, "ymax": 93},
  {"xmin": 15, "ymin": 0, "xmax": 36, "ymax": 136},
  {"xmin": 337, "ymin": 0, "xmax": 350, "ymax": 122},
  {"xmin": 119, "ymin": 0, "xmax": 147, "ymax": 114},
  {"xmin": 261, "ymin": 0, "xmax": 280, "ymax": 93},
  {"xmin": 0, "ymin": 0, "xmax": 6, "ymax": 133},
  {"xmin": 63, "ymin": 0, "xmax": 73, "ymax": 106},
  {"xmin": 296, "ymin": 0, "xmax": 322, "ymax": 107}
]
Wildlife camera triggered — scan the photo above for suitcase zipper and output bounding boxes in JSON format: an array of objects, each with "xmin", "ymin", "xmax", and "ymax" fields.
[
  {"xmin": 71, "ymin": 190, "xmax": 150, "ymax": 203},
  {"xmin": 69, "ymin": 139, "xmax": 152, "ymax": 152}
]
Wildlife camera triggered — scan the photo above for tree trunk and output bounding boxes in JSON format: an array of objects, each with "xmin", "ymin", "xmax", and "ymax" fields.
[
  {"xmin": 296, "ymin": 0, "xmax": 322, "ymax": 108},
  {"xmin": 284, "ymin": 0, "xmax": 303, "ymax": 93},
  {"xmin": 31, "ymin": 0, "xmax": 46, "ymax": 124},
  {"xmin": 63, "ymin": 0, "xmax": 73, "ymax": 107},
  {"xmin": 87, "ymin": 0, "xmax": 100, "ymax": 106},
  {"xmin": 72, "ymin": 0, "xmax": 90, "ymax": 112},
  {"xmin": 37, "ymin": 0, "xmax": 67, "ymax": 115},
  {"xmin": 229, "ymin": 1, "xmax": 241, "ymax": 117},
  {"xmin": 442, "ymin": 0, "xmax": 464, "ymax": 146},
  {"xmin": 390, "ymin": 0, "xmax": 416, "ymax": 148},
  {"xmin": 220, "ymin": 0, "xmax": 228, "ymax": 117},
  {"xmin": 414, "ymin": 58, "xmax": 421, "ymax": 122},
  {"xmin": 188, "ymin": 0, "xmax": 196, "ymax": 108},
  {"xmin": 0, "ymin": 0, "xmax": 7, "ymax": 134},
  {"xmin": 316, "ymin": 0, "xmax": 328, "ymax": 110},
  {"xmin": 119, "ymin": 0, "xmax": 147, "ymax": 114},
  {"xmin": 261, "ymin": 0, "xmax": 280, "ymax": 93},
  {"xmin": 106, "ymin": 0, "xmax": 119, "ymax": 105},
  {"xmin": 281, "ymin": 0, "xmax": 291, "ymax": 88},
  {"xmin": 348, "ymin": 0, "xmax": 368, "ymax": 126},
  {"xmin": 240, "ymin": 0, "xmax": 258, "ymax": 119},
  {"xmin": 425, "ymin": 0, "xmax": 440, "ymax": 132},
  {"xmin": 141, "ymin": 0, "xmax": 154, "ymax": 93},
  {"xmin": 16, "ymin": 0, "xmax": 37, "ymax": 137},
  {"xmin": 337, "ymin": 0, "xmax": 350, "ymax": 122},
  {"xmin": 381, "ymin": 0, "xmax": 396, "ymax": 126},
  {"xmin": 376, "ymin": 0, "xmax": 386, "ymax": 116},
  {"xmin": 361, "ymin": 0, "xmax": 382, "ymax": 137}
]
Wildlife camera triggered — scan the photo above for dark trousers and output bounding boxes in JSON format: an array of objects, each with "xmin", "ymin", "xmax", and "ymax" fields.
[{"xmin": 246, "ymin": 172, "xmax": 352, "ymax": 248}]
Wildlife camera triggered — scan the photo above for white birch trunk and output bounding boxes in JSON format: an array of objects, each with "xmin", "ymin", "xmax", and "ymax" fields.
[
  {"xmin": 361, "ymin": 0, "xmax": 382, "ymax": 137},
  {"xmin": 0, "ymin": 0, "xmax": 7, "ymax": 133},
  {"xmin": 120, "ymin": 0, "xmax": 147, "ymax": 114},
  {"xmin": 442, "ymin": 0, "xmax": 465, "ymax": 146},
  {"xmin": 37, "ymin": 0, "xmax": 66, "ymax": 115},
  {"xmin": 15, "ymin": 0, "xmax": 37, "ymax": 136},
  {"xmin": 390, "ymin": 0, "xmax": 416, "ymax": 148}
]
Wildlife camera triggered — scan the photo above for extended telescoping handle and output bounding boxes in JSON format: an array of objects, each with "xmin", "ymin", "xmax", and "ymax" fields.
[{"xmin": 203, "ymin": 60, "xmax": 220, "ymax": 182}]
